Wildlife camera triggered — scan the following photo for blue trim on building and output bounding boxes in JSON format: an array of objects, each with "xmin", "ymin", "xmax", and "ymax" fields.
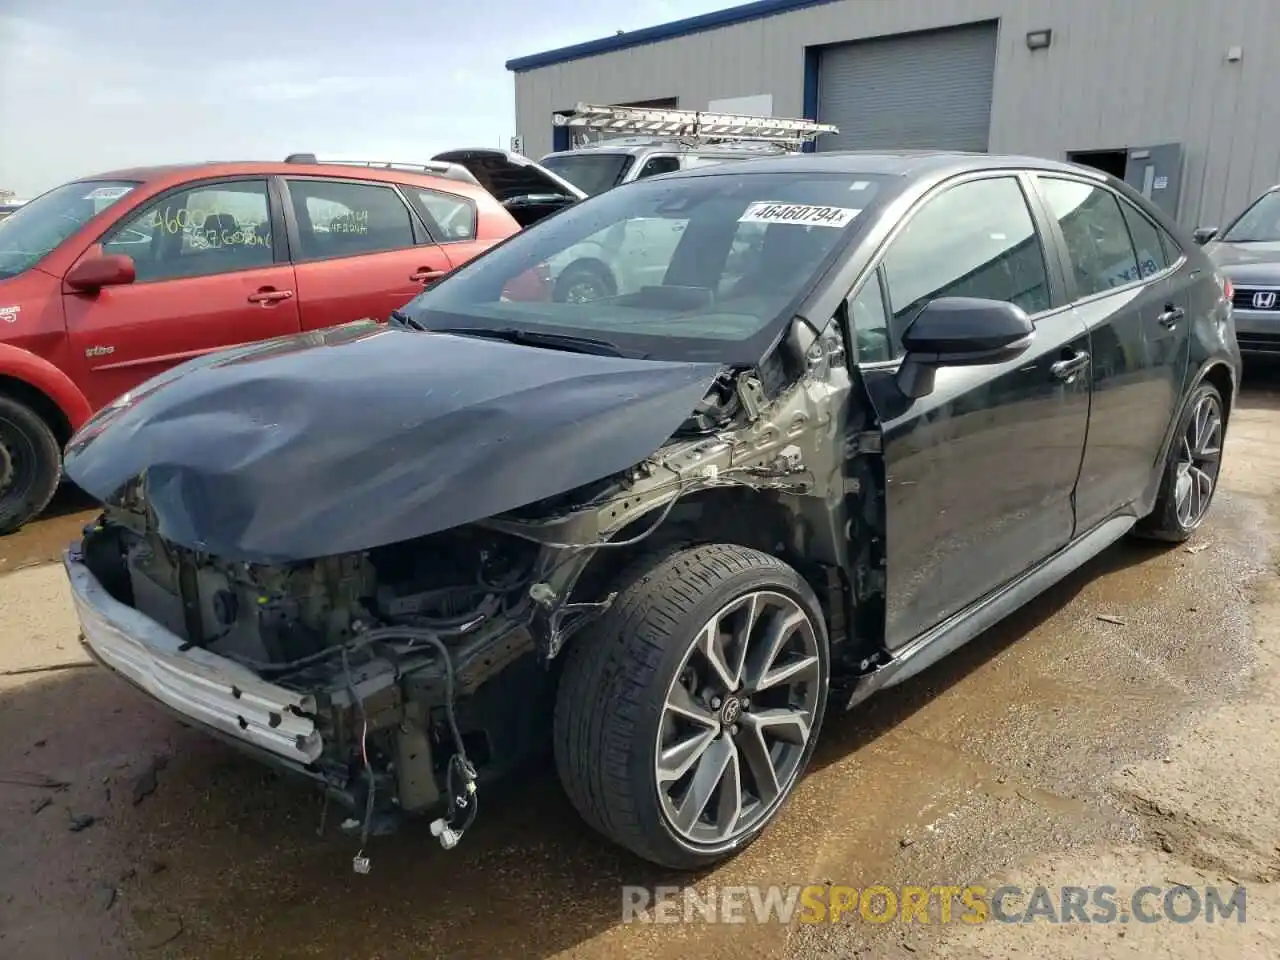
[
  {"xmin": 506, "ymin": 0, "xmax": 844, "ymax": 72},
  {"xmin": 801, "ymin": 45, "xmax": 821, "ymax": 153}
]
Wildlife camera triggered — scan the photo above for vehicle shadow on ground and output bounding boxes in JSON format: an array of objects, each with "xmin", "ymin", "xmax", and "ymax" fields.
[{"xmin": 0, "ymin": 482, "xmax": 98, "ymax": 571}]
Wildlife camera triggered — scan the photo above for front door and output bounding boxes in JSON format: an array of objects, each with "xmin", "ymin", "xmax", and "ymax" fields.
[
  {"xmin": 848, "ymin": 174, "xmax": 1091, "ymax": 649},
  {"xmin": 1032, "ymin": 174, "xmax": 1194, "ymax": 530},
  {"xmin": 1123, "ymin": 143, "xmax": 1183, "ymax": 221},
  {"xmin": 282, "ymin": 177, "xmax": 453, "ymax": 330},
  {"xmin": 64, "ymin": 178, "xmax": 300, "ymax": 410}
]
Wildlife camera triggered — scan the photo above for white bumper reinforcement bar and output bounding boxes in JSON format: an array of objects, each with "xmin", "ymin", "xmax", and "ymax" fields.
[{"xmin": 63, "ymin": 547, "xmax": 323, "ymax": 766}]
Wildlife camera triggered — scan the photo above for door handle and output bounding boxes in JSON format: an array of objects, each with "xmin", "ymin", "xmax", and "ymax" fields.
[
  {"xmin": 1158, "ymin": 305, "xmax": 1185, "ymax": 329},
  {"xmin": 1051, "ymin": 350, "xmax": 1091, "ymax": 381},
  {"xmin": 410, "ymin": 268, "xmax": 448, "ymax": 282},
  {"xmin": 247, "ymin": 288, "xmax": 294, "ymax": 303}
]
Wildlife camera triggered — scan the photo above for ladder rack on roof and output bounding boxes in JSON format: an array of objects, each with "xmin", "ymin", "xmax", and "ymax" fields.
[
  {"xmin": 281, "ymin": 154, "xmax": 480, "ymax": 185},
  {"xmin": 552, "ymin": 103, "xmax": 838, "ymax": 150}
]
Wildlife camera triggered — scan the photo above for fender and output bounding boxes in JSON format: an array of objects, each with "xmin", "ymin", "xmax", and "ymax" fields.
[
  {"xmin": 1141, "ymin": 356, "xmax": 1238, "ymax": 510},
  {"xmin": 0, "ymin": 343, "xmax": 94, "ymax": 432}
]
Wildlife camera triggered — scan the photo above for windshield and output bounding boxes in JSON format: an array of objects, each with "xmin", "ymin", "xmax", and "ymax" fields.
[
  {"xmin": 0, "ymin": 180, "xmax": 139, "ymax": 279},
  {"xmin": 1222, "ymin": 189, "xmax": 1280, "ymax": 243},
  {"xmin": 398, "ymin": 170, "xmax": 887, "ymax": 363},
  {"xmin": 540, "ymin": 153, "xmax": 636, "ymax": 197}
]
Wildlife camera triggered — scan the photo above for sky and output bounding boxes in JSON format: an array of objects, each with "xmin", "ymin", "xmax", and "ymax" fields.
[{"xmin": 0, "ymin": 0, "xmax": 737, "ymax": 199}]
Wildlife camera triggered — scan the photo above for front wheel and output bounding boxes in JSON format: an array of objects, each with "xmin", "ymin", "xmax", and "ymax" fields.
[
  {"xmin": 0, "ymin": 396, "xmax": 62, "ymax": 535},
  {"xmin": 553, "ymin": 544, "xmax": 829, "ymax": 869},
  {"xmin": 1133, "ymin": 381, "xmax": 1225, "ymax": 542}
]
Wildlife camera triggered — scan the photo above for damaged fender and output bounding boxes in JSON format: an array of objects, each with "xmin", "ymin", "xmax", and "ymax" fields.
[{"xmin": 63, "ymin": 321, "xmax": 724, "ymax": 563}]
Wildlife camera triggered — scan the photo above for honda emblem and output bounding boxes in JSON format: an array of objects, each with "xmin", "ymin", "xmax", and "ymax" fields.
[{"xmin": 1252, "ymin": 291, "xmax": 1278, "ymax": 309}]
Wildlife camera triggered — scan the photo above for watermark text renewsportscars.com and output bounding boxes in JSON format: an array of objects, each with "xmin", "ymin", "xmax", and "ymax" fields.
[{"xmin": 622, "ymin": 884, "xmax": 1247, "ymax": 925}]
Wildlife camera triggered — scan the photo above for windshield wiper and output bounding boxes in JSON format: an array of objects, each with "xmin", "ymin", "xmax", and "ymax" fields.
[
  {"xmin": 388, "ymin": 309, "xmax": 427, "ymax": 331},
  {"xmin": 428, "ymin": 326, "xmax": 635, "ymax": 357}
]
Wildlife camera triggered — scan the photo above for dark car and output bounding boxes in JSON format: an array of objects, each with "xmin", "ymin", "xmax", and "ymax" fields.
[
  {"xmin": 1194, "ymin": 185, "xmax": 1280, "ymax": 356},
  {"xmin": 60, "ymin": 151, "xmax": 1238, "ymax": 871}
]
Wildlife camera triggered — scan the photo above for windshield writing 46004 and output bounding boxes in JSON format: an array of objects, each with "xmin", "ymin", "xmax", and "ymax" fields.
[{"xmin": 142, "ymin": 206, "xmax": 270, "ymax": 247}]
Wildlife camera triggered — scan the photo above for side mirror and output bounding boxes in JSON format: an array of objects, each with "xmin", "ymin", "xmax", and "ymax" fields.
[
  {"xmin": 1192, "ymin": 226, "xmax": 1219, "ymax": 245},
  {"xmin": 65, "ymin": 254, "xmax": 136, "ymax": 292},
  {"xmin": 896, "ymin": 297, "xmax": 1034, "ymax": 400}
]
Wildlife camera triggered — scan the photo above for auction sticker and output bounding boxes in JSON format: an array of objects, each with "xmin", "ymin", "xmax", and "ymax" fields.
[
  {"xmin": 0, "ymin": 305, "xmax": 19, "ymax": 323},
  {"xmin": 83, "ymin": 185, "xmax": 133, "ymax": 201},
  {"xmin": 739, "ymin": 202, "xmax": 860, "ymax": 228}
]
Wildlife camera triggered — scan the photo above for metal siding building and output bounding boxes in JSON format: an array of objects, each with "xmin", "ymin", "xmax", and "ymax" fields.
[{"xmin": 507, "ymin": 0, "xmax": 1280, "ymax": 228}]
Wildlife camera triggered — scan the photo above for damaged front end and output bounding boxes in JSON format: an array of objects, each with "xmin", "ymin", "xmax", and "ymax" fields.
[
  {"xmin": 63, "ymin": 321, "xmax": 865, "ymax": 862},
  {"xmin": 70, "ymin": 507, "xmax": 549, "ymax": 850}
]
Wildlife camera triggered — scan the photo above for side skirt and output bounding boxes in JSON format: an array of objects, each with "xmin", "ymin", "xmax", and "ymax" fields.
[{"xmin": 844, "ymin": 514, "xmax": 1136, "ymax": 709}]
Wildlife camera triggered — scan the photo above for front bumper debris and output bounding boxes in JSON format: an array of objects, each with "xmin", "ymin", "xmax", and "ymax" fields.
[{"xmin": 63, "ymin": 546, "xmax": 323, "ymax": 766}]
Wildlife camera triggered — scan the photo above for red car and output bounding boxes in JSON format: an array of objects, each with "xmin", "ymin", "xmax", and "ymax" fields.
[{"xmin": 0, "ymin": 151, "xmax": 581, "ymax": 532}]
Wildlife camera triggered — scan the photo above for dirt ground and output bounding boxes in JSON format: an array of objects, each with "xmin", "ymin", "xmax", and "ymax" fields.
[{"xmin": 2, "ymin": 374, "xmax": 1280, "ymax": 959}]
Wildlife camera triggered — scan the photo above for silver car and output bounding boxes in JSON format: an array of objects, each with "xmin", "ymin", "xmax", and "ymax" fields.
[{"xmin": 1197, "ymin": 186, "xmax": 1280, "ymax": 355}]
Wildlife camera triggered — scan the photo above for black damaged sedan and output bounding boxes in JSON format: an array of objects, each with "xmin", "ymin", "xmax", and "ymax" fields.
[{"xmin": 62, "ymin": 151, "xmax": 1239, "ymax": 870}]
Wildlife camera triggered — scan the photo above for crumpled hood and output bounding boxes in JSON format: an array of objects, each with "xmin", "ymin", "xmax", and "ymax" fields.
[
  {"xmin": 63, "ymin": 322, "xmax": 723, "ymax": 563},
  {"xmin": 1206, "ymin": 240, "xmax": 1280, "ymax": 286}
]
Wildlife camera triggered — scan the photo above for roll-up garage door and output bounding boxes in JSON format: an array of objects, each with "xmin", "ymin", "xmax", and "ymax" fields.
[{"xmin": 817, "ymin": 22, "xmax": 998, "ymax": 153}]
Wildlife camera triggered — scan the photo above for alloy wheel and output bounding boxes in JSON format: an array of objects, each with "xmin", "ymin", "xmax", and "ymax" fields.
[
  {"xmin": 1174, "ymin": 392, "xmax": 1223, "ymax": 529},
  {"xmin": 563, "ymin": 278, "xmax": 606, "ymax": 303},
  {"xmin": 655, "ymin": 590, "xmax": 822, "ymax": 849}
]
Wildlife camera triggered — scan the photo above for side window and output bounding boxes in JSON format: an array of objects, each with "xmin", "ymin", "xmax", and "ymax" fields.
[
  {"xmin": 1039, "ymin": 178, "xmax": 1141, "ymax": 296},
  {"xmin": 848, "ymin": 269, "xmax": 893, "ymax": 363},
  {"xmin": 407, "ymin": 187, "xmax": 476, "ymax": 242},
  {"xmin": 1119, "ymin": 201, "xmax": 1170, "ymax": 279},
  {"xmin": 285, "ymin": 179, "xmax": 415, "ymax": 260},
  {"xmin": 881, "ymin": 176, "xmax": 1052, "ymax": 338},
  {"xmin": 635, "ymin": 156, "xmax": 681, "ymax": 180},
  {"xmin": 101, "ymin": 180, "xmax": 273, "ymax": 282}
]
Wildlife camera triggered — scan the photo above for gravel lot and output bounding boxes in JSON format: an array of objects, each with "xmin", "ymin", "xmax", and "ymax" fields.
[{"xmin": 2, "ymin": 373, "xmax": 1279, "ymax": 959}]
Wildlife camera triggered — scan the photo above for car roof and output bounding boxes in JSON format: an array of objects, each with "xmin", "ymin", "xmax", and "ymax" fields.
[
  {"xmin": 73, "ymin": 160, "xmax": 493, "ymax": 202},
  {"xmin": 665, "ymin": 149, "xmax": 1102, "ymax": 180}
]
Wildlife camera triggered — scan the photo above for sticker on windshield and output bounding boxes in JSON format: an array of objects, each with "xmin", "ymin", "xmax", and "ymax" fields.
[
  {"xmin": 849, "ymin": 181, "xmax": 871, "ymax": 191},
  {"xmin": 82, "ymin": 185, "xmax": 133, "ymax": 201},
  {"xmin": 738, "ymin": 202, "xmax": 860, "ymax": 228}
]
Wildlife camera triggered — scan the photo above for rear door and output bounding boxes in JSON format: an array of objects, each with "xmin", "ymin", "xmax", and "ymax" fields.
[
  {"xmin": 281, "ymin": 177, "xmax": 453, "ymax": 329},
  {"xmin": 1031, "ymin": 174, "xmax": 1192, "ymax": 531},
  {"xmin": 850, "ymin": 172, "xmax": 1091, "ymax": 649},
  {"xmin": 63, "ymin": 177, "xmax": 299, "ymax": 410}
]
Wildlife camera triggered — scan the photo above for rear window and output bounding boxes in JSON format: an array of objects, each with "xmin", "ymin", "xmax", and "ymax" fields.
[{"xmin": 540, "ymin": 153, "xmax": 635, "ymax": 196}]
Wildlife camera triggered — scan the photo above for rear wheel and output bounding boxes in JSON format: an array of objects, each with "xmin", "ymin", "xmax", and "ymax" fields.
[
  {"xmin": 0, "ymin": 395, "xmax": 62, "ymax": 535},
  {"xmin": 553, "ymin": 544, "xmax": 829, "ymax": 869},
  {"xmin": 1134, "ymin": 381, "xmax": 1224, "ymax": 542},
  {"xmin": 552, "ymin": 260, "xmax": 616, "ymax": 303}
]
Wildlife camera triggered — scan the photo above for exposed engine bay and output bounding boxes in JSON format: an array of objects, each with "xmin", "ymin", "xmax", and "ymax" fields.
[{"xmin": 82, "ymin": 510, "xmax": 552, "ymax": 852}]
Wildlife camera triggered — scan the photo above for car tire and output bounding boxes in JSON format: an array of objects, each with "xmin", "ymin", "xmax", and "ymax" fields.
[
  {"xmin": 553, "ymin": 543, "xmax": 830, "ymax": 869},
  {"xmin": 1133, "ymin": 380, "xmax": 1225, "ymax": 543},
  {"xmin": 552, "ymin": 260, "xmax": 617, "ymax": 303},
  {"xmin": 0, "ymin": 395, "xmax": 62, "ymax": 536}
]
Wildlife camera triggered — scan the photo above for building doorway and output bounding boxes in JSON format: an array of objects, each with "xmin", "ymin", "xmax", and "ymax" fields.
[{"xmin": 1067, "ymin": 149, "xmax": 1127, "ymax": 178}]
